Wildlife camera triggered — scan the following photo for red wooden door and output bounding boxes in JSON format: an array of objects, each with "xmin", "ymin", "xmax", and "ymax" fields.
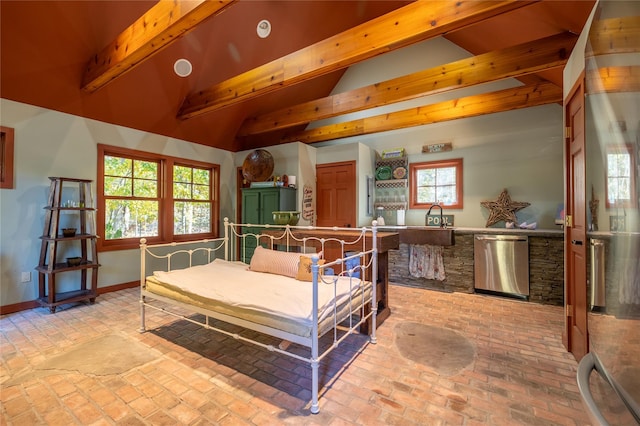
[
  {"xmin": 316, "ymin": 161, "xmax": 357, "ymax": 269},
  {"xmin": 316, "ymin": 161, "xmax": 356, "ymax": 228},
  {"xmin": 564, "ymin": 75, "xmax": 588, "ymax": 361}
]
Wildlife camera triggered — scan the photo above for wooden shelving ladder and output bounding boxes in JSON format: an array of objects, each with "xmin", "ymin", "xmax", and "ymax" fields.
[{"xmin": 36, "ymin": 177, "xmax": 99, "ymax": 313}]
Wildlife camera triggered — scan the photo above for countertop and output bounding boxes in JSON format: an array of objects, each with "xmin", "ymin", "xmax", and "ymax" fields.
[{"xmin": 376, "ymin": 225, "xmax": 564, "ymax": 238}]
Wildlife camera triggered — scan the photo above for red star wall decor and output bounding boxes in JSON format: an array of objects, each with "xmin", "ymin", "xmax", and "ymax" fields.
[{"xmin": 480, "ymin": 188, "xmax": 530, "ymax": 227}]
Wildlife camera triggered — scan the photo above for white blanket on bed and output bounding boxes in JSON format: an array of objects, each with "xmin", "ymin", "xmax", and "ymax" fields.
[{"xmin": 152, "ymin": 259, "xmax": 365, "ymax": 326}]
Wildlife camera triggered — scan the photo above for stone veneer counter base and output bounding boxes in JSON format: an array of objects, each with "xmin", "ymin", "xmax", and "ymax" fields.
[{"xmin": 388, "ymin": 228, "xmax": 565, "ymax": 306}]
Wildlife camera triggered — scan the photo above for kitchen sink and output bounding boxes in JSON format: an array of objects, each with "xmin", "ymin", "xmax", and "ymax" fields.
[{"xmin": 396, "ymin": 227, "xmax": 455, "ymax": 246}]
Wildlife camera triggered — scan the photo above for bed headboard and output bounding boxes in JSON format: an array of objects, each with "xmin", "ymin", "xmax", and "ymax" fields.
[
  {"xmin": 140, "ymin": 218, "xmax": 379, "ymax": 280},
  {"xmin": 225, "ymin": 218, "xmax": 379, "ymax": 277}
]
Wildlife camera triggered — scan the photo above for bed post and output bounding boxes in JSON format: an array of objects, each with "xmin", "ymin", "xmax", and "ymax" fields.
[
  {"xmin": 370, "ymin": 221, "xmax": 378, "ymax": 344},
  {"xmin": 310, "ymin": 254, "xmax": 320, "ymax": 414},
  {"xmin": 223, "ymin": 217, "xmax": 229, "ymax": 261},
  {"xmin": 139, "ymin": 238, "xmax": 147, "ymax": 333}
]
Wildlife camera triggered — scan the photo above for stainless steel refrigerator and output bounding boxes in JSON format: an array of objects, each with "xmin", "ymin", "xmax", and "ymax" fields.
[
  {"xmin": 577, "ymin": 2, "xmax": 640, "ymax": 424},
  {"xmin": 577, "ymin": 233, "xmax": 640, "ymax": 424}
]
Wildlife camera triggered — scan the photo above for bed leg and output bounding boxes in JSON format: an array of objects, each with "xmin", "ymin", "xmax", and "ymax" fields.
[
  {"xmin": 311, "ymin": 358, "xmax": 320, "ymax": 414},
  {"xmin": 139, "ymin": 297, "xmax": 146, "ymax": 333},
  {"xmin": 367, "ymin": 299, "xmax": 378, "ymax": 344},
  {"xmin": 370, "ymin": 308, "xmax": 377, "ymax": 345}
]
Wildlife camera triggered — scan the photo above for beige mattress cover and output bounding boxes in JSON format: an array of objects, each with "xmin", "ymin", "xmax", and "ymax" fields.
[{"xmin": 145, "ymin": 259, "xmax": 371, "ymax": 338}]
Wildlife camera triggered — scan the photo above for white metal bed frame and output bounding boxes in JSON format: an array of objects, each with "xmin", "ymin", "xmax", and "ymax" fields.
[{"xmin": 139, "ymin": 218, "xmax": 378, "ymax": 414}]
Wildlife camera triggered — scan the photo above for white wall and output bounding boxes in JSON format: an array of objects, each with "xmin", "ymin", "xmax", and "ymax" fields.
[{"xmin": 0, "ymin": 99, "xmax": 235, "ymax": 306}]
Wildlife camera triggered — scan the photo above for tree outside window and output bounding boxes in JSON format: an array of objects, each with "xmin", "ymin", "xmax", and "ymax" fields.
[
  {"xmin": 103, "ymin": 155, "xmax": 159, "ymax": 240},
  {"xmin": 409, "ymin": 158, "xmax": 463, "ymax": 209},
  {"xmin": 173, "ymin": 164, "xmax": 212, "ymax": 235},
  {"xmin": 98, "ymin": 144, "xmax": 219, "ymax": 251}
]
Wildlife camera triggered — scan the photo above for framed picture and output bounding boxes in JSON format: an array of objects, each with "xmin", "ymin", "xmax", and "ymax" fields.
[{"xmin": 0, "ymin": 126, "xmax": 15, "ymax": 189}]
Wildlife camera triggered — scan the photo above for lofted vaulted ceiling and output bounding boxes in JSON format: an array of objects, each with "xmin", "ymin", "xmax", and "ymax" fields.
[{"xmin": 0, "ymin": 0, "xmax": 595, "ymax": 152}]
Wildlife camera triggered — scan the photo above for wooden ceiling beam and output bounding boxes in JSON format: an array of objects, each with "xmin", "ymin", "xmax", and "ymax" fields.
[
  {"xmin": 82, "ymin": 0, "xmax": 236, "ymax": 93},
  {"xmin": 238, "ymin": 32, "xmax": 577, "ymax": 137},
  {"xmin": 586, "ymin": 15, "xmax": 640, "ymax": 57},
  {"xmin": 586, "ymin": 66, "xmax": 640, "ymax": 94},
  {"xmin": 178, "ymin": 0, "xmax": 537, "ymax": 120},
  {"xmin": 278, "ymin": 82, "xmax": 562, "ymax": 144}
]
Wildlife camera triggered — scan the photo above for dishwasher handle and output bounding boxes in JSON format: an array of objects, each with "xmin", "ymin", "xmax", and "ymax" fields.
[{"xmin": 475, "ymin": 234, "xmax": 528, "ymax": 242}]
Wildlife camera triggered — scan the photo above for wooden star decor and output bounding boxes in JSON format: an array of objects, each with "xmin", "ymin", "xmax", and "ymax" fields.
[{"xmin": 480, "ymin": 189, "xmax": 530, "ymax": 227}]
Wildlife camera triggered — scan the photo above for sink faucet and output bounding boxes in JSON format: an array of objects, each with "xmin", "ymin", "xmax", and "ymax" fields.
[{"xmin": 427, "ymin": 203, "xmax": 445, "ymax": 228}]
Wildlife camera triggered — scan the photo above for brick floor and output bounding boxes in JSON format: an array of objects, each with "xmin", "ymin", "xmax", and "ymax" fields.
[{"xmin": 0, "ymin": 285, "xmax": 593, "ymax": 425}]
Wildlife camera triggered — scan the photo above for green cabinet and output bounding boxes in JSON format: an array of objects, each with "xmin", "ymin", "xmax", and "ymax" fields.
[
  {"xmin": 242, "ymin": 187, "xmax": 297, "ymax": 224},
  {"xmin": 241, "ymin": 187, "xmax": 297, "ymax": 262}
]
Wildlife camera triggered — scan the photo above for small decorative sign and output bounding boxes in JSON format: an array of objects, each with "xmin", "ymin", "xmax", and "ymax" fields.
[
  {"xmin": 422, "ymin": 142, "xmax": 453, "ymax": 154},
  {"xmin": 302, "ymin": 184, "xmax": 314, "ymax": 222},
  {"xmin": 426, "ymin": 215, "xmax": 454, "ymax": 227},
  {"xmin": 381, "ymin": 148, "xmax": 405, "ymax": 159}
]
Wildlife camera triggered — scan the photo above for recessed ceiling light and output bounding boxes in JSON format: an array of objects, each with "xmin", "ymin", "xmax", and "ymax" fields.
[
  {"xmin": 173, "ymin": 58, "xmax": 192, "ymax": 77},
  {"xmin": 257, "ymin": 19, "xmax": 271, "ymax": 38}
]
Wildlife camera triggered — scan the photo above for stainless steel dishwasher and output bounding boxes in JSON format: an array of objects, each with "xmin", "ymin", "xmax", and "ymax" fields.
[{"xmin": 474, "ymin": 234, "xmax": 529, "ymax": 298}]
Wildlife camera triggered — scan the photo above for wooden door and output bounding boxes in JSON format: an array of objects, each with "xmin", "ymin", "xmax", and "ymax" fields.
[
  {"xmin": 564, "ymin": 75, "xmax": 588, "ymax": 361},
  {"xmin": 316, "ymin": 161, "xmax": 356, "ymax": 228}
]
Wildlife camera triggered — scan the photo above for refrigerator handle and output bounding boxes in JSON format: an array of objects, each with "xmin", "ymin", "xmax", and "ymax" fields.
[{"xmin": 577, "ymin": 353, "xmax": 610, "ymax": 426}]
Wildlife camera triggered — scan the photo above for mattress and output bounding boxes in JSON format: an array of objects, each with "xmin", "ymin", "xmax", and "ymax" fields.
[{"xmin": 144, "ymin": 259, "xmax": 372, "ymax": 338}]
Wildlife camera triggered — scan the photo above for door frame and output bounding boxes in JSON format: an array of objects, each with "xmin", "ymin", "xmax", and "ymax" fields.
[{"xmin": 563, "ymin": 71, "xmax": 588, "ymax": 360}]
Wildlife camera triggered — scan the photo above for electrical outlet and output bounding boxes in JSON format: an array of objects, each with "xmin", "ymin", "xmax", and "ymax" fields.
[{"xmin": 21, "ymin": 272, "xmax": 31, "ymax": 283}]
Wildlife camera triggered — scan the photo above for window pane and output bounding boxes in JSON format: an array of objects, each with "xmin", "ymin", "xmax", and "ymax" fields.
[
  {"xmin": 104, "ymin": 156, "xmax": 131, "ymax": 177},
  {"xmin": 417, "ymin": 169, "xmax": 435, "ymax": 186},
  {"xmin": 437, "ymin": 185, "xmax": 457, "ymax": 205},
  {"xmin": 193, "ymin": 184, "xmax": 209, "ymax": 200},
  {"xmin": 174, "ymin": 201, "xmax": 211, "ymax": 234},
  {"xmin": 193, "ymin": 168, "xmax": 209, "ymax": 185},
  {"xmin": 104, "ymin": 177, "xmax": 132, "ymax": 196},
  {"xmin": 134, "ymin": 160, "xmax": 157, "ymax": 180},
  {"xmin": 608, "ymin": 177, "xmax": 630, "ymax": 202},
  {"xmin": 104, "ymin": 199, "xmax": 158, "ymax": 240},
  {"xmin": 618, "ymin": 177, "xmax": 630, "ymax": 200},
  {"xmin": 437, "ymin": 167, "xmax": 456, "ymax": 185},
  {"xmin": 174, "ymin": 165, "xmax": 191, "ymax": 183},
  {"xmin": 174, "ymin": 182, "xmax": 191, "ymax": 199},
  {"xmin": 133, "ymin": 179, "xmax": 157, "ymax": 198},
  {"xmin": 417, "ymin": 187, "xmax": 435, "ymax": 204},
  {"xmin": 608, "ymin": 153, "xmax": 630, "ymax": 176}
]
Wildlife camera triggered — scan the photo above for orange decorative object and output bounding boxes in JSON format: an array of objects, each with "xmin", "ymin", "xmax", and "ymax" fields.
[{"xmin": 242, "ymin": 149, "xmax": 274, "ymax": 182}]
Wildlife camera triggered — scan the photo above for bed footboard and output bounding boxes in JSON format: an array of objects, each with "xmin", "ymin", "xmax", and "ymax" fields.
[{"xmin": 139, "ymin": 218, "xmax": 380, "ymax": 414}]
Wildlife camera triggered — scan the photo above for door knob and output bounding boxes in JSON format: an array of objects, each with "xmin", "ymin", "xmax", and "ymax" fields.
[{"xmin": 571, "ymin": 239, "xmax": 583, "ymax": 245}]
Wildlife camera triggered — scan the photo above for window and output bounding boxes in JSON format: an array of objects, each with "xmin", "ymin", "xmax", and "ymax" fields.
[
  {"xmin": 409, "ymin": 158, "xmax": 463, "ymax": 209},
  {"xmin": 605, "ymin": 144, "xmax": 636, "ymax": 208},
  {"xmin": 0, "ymin": 126, "xmax": 15, "ymax": 189},
  {"xmin": 97, "ymin": 144, "xmax": 219, "ymax": 251}
]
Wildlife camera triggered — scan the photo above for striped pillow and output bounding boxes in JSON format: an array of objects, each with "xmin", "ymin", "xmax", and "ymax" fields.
[{"xmin": 249, "ymin": 246, "xmax": 302, "ymax": 278}]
